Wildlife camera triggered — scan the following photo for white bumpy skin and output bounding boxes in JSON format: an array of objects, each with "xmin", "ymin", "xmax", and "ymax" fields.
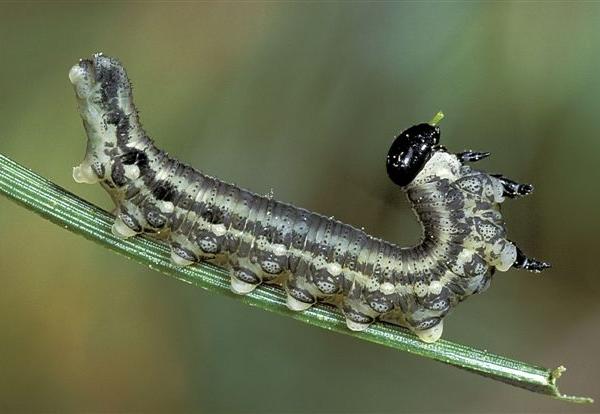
[{"xmin": 70, "ymin": 54, "xmax": 523, "ymax": 343}]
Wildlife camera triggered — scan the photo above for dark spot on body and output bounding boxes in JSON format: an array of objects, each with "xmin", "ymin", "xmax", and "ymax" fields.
[
  {"xmin": 119, "ymin": 212, "xmax": 141, "ymax": 232},
  {"xmin": 104, "ymin": 109, "xmax": 131, "ymax": 146},
  {"xmin": 120, "ymin": 149, "xmax": 149, "ymax": 173},
  {"xmin": 366, "ymin": 292, "xmax": 394, "ymax": 313},
  {"xmin": 145, "ymin": 206, "xmax": 167, "ymax": 228},
  {"xmin": 111, "ymin": 162, "xmax": 127, "ymax": 186},
  {"xmin": 288, "ymin": 286, "xmax": 315, "ymax": 304},
  {"xmin": 233, "ymin": 267, "xmax": 260, "ymax": 284},
  {"xmin": 196, "ymin": 231, "xmax": 222, "ymax": 254},
  {"xmin": 171, "ymin": 243, "xmax": 198, "ymax": 262},
  {"xmin": 312, "ymin": 267, "xmax": 340, "ymax": 294},
  {"xmin": 96, "ymin": 63, "xmax": 121, "ymax": 104},
  {"xmin": 120, "ymin": 151, "xmax": 138, "ymax": 164},
  {"xmin": 343, "ymin": 307, "xmax": 374, "ymax": 324},
  {"xmin": 125, "ymin": 185, "xmax": 140, "ymax": 199},
  {"xmin": 152, "ymin": 181, "xmax": 176, "ymax": 202},
  {"xmin": 91, "ymin": 161, "xmax": 105, "ymax": 179},
  {"xmin": 412, "ymin": 317, "xmax": 441, "ymax": 331}
]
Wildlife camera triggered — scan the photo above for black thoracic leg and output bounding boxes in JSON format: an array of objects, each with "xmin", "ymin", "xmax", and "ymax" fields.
[
  {"xmin": 456, "ymin": 150, "xmax": 491, "ymax": 163},
  {"xmin": 512, "ymin": 244, "xmax": 551, "ymax": 273},
  {"xmin": 491, "ymin": 174, "xmax": 534, "ymax": 198}
]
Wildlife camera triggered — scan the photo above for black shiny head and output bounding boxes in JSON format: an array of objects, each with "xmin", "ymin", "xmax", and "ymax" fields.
[{"xmin": 386, "ymin": 123, "xmax": 441, "ymax": 187}]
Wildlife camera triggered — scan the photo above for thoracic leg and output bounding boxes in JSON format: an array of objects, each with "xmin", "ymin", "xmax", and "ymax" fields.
[
  {"xmin": 456, "ymin": 150, "xmax": 491, "ymax": 163},
  {"xmin": 491, "ymin": 174, "xmax": 534, "ymax": 198},
  {"xmin": 512, "ymin": 244, "xmax": 551, "ymax": 273},
  {"xmin": 73, "ymin": 162, "xmax": 101, "ymax": 184}
]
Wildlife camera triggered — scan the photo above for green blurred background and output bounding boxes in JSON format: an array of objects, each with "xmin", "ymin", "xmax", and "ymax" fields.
[{"xmin": 1, "ymin": 2, "xmax": 598, "ymax": 413}]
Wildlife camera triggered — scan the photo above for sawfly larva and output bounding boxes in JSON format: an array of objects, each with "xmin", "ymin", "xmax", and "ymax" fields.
[{"xmin": 69, "ymin": 54, "xmax": 549, "ymax": 343}]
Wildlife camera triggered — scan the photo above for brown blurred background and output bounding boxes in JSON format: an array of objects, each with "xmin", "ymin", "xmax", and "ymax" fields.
[{"xmin": 0, "ymin": 2, "xmax": 598, "ymax": 413}]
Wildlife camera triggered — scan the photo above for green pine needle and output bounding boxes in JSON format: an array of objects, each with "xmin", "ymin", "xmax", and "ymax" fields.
[{"xmin": 0, "ymin": 153, "xmax": 592, "ymax": 404}]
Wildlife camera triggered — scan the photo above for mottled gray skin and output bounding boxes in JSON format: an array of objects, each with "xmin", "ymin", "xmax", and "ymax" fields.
[{"xmin": 69, "ymin": 54, "xmax": 516, "ymax": 343}]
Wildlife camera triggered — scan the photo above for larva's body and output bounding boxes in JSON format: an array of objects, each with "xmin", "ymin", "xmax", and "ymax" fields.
[{"xmin": 69, "ymin": 54, "xmax": 549, "ymax": 343}]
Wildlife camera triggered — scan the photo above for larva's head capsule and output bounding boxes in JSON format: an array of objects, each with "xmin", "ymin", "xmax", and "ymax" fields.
[{"xmin": 386, "ymin": 123, "xmax": 441, "ymax": 187}]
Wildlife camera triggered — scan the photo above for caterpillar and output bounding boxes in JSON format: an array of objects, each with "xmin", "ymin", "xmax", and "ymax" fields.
[{"xmin": 69, "ymin": 53, "xmax": 550, "ymax": 343}]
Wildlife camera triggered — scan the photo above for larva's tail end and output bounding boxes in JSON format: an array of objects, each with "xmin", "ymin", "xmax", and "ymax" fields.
[
  {"xmin": 491, "ymin": 174, "xmax": 535, "ymax": 198},
  {"xmin": 519, "ymin": 258, "xmax": 552, "ymax": 273},
  {"xmin": 513, "ymin": 245, "xmax": 551, "ymax": 273}
]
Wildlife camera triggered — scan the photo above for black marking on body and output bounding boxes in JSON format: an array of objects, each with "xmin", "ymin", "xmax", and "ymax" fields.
[{"xmin": 152, "ymin": 181, "xmax": 177, "ymax": 202}]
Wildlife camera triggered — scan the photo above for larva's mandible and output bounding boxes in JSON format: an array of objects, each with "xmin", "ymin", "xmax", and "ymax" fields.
[{"xmin": 69, "ymin": 54, "xmax": 549, "ymax": 343}]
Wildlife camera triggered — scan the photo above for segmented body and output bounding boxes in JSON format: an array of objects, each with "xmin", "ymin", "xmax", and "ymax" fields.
[{"xmin": 69, "ymin": 54, "xmax": 517, "ymax": 343}]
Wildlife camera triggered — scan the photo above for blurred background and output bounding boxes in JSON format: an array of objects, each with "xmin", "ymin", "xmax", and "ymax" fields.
[{"xmin": 0, "ymin": 2, "xmax": 598, "ymax": 413}]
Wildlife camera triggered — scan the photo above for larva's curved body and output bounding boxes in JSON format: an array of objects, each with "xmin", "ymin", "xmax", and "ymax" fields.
[{"xmin": 69, "ymin": 54, "xmax": 548, "ymax": 343}]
